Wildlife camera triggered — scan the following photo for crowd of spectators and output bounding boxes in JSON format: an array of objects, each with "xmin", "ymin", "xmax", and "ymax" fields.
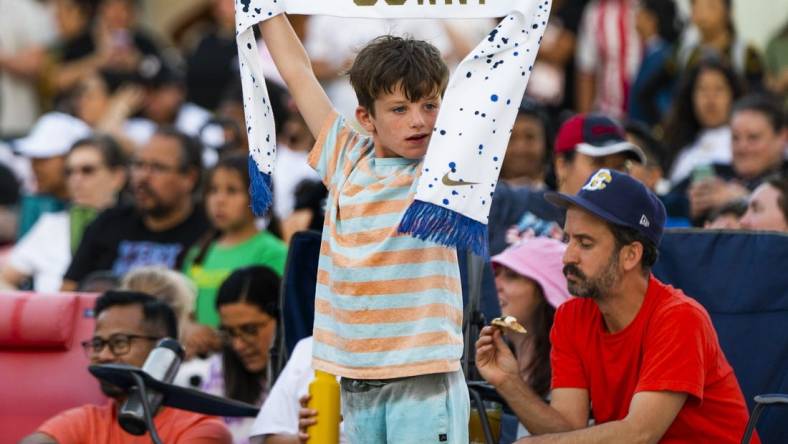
[{"xmin": 1, "ymin": 0, "xmax": 786, "ymax": 443}]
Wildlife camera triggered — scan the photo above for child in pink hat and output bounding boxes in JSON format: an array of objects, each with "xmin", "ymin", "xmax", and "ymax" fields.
[{"xmin": 491, "ymin": 237, "xmax": 571, "ymax": 401}]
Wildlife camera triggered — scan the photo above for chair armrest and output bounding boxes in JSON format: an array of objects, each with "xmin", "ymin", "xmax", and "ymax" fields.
[{"xmin": 754, "ymin": 394, "xmax": 788, "ymax": 405}]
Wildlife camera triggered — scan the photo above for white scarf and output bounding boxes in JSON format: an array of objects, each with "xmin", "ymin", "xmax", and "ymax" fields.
[{"xmin": 236, "ymin": 0, "xmax": 551, "ymax": 257}]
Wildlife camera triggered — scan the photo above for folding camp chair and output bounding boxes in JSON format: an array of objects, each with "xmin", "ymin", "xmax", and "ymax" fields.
[
  {"xmin": 469, "ymin": 229, "xmax": 788, "ymax": 443},
  {"xmin": 274, "ymin": 230, "xmax": 322, "ymax": 377},
  {"xmin": 654, "ymin": 229, "xmax": 788, "ymax": 444}
]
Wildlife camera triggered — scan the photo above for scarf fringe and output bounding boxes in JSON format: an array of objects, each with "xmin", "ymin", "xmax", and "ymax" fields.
[
  {"xmin": 398, "ymin": 200, "xmax": 489, "ymax": 258},
  {"xmin": 248, "ymin": 156, "xmax": 273, "ymax": 216}
]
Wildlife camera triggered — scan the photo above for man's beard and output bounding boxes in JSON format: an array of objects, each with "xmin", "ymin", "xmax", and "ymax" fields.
[
  {"xmin": 134, "ymin": 184, "xmax": 176, "ymax": 218},
  {"xmin": 563, "ymin": 253, "xmax": 619, "ymax": 299},
  {"xmin": 139, "ymin": 203, "xmax": 174, "ymax": 218}
]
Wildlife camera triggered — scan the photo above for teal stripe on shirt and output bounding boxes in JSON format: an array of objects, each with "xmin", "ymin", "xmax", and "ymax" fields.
[
  {"xmin": 313, "ymin": 341, "xmax": 462, "ymax": 368},
  {"xmin": 316, "ymin": 261, "xmax": 459, "ymax": 283},
  {"xmin": 314, "ymin": 314, "xmax": 461, "ymax": 340}
]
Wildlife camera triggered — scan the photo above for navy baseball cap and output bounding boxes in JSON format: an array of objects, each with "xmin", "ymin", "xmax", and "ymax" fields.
[{"xmin": 545, "ymin": 169, "xmax": 667, "ymax": 246}]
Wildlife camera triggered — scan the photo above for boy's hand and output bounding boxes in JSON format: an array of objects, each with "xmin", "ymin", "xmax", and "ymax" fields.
[
  {"xmin": 475, "ymin": 326, "xmax": 519, "ymax": 388},
  {"xmin": 297, "ymin": 394, "xmax": 317, "ymax": 443}
]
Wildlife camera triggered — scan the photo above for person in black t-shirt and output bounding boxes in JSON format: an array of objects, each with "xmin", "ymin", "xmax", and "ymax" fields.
[{"xmin": 62, "ymin": 127, "xmax": 210, "ymax": 290}]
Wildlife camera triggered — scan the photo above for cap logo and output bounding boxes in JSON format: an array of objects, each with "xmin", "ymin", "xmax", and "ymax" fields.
[
  {"xmin": 582, "ymin": 169, "xmax": 613, "ymax": 191},
  {"xmin": 640, "ymin": 215, "xmax": 650, "ymax": 227}
]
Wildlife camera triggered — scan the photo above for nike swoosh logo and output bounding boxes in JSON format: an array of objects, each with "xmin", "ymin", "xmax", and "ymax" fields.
[{"xmin": 442, "ymin": 172, "xmax": 479, "ymax": 187}]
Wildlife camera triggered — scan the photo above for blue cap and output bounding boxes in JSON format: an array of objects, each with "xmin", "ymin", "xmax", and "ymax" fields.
[{"xmin": 545, "ymin": 169, "xmax": 667, "ymax": 246}]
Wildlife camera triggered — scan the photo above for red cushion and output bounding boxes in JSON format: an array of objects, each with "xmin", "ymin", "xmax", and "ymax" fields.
[
  {"xmin": 0, "ymin": 292, "xmax": 106, "ymax": 442},
  {"xmin": 0, "ymin": 292, "xmax": 79, "ymax": 349}
]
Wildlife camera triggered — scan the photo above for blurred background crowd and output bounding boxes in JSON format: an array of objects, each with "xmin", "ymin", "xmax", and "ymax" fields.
[{"xmin": 0, "ymin": 0, "xmax": 786, "ymax": 442}]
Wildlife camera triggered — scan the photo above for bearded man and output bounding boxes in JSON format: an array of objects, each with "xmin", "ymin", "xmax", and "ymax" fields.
[
  {"xmin": 475, "ymin": 169, "xmax": 758, "ymax": 443},
  {"xmin": 61, "ymin": 127, "xmax": 210, "ymax": 291}
]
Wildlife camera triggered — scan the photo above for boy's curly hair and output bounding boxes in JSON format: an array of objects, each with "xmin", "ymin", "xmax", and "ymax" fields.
[{"xmin": 349, "ymin": 35, "xmax": 449, "ymax": 116}]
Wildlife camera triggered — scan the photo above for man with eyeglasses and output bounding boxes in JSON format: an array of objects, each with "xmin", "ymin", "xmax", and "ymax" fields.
[
  {"xmin": 21, "ymin": 290, "xmax": 231, "ymax": 444},
  {"xmin": 60, "ymin": 127, "xmax": 211, "ymax": 291}
]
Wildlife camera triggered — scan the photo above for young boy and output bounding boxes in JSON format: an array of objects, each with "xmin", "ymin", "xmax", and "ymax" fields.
[{"xmin": 260, "ymin": 14, "xmax": 469, "ymax": 443}]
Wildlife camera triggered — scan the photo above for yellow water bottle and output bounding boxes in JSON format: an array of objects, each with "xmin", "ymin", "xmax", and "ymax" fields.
[{"xmin": 306, "ymin": 370, "xmax": 340, "ymax": 444}]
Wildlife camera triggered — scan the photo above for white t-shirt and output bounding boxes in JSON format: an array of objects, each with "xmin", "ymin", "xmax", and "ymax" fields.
[
  {"xmin": 273, "ymin": 145, "xmax": 320, "ymax": 220},
  {"xmin": 575, "ymin": 0, "xmax": 642, "ymax": 118},
  {"xmin": 8, "ymin": 211, "xmax": 70, "ymax": 292},
  {"xmin": 0, "ymin": 0, "xmax": 55, "ymax": 135},
  {"xmin": 250, "ymin": 337, "xmax": 346, "ymax": 443},
  {"xmin": 669, "ymin": 126, "xmax": 732, "ymax": 185}
]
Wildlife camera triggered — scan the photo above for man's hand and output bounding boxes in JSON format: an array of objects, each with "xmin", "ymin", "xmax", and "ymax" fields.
[
  {"xmin": 475, "ymin": 326, "xmax": 520, "ymax": 388},
  {"xmin": 688, "ymin": 177, "xmax": 749, "ymax": 219}
]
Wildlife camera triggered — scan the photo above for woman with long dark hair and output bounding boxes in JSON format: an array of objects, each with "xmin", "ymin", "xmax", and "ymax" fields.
[
  {"xmin": 200, "ymin": 265, "xmax": 280, "ymax": 444},
  {"xmin": 490, "ymin": 237, "xmax": 571, "ymax": 439},
  {"xmin": 662, "ymin": 58, "xmax": 744, "ymax": 185},
  {"xmin": 183, "ymin": 154, "xmax": 287, "ymax": 327}
]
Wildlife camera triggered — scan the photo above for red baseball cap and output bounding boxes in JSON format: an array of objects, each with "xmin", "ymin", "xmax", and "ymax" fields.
[{"xmin": 554, "ymin": 114, "xmax": 646, "ymax": 164}]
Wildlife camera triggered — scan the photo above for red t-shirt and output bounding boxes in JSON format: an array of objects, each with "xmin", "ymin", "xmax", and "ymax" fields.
[
  {"xmin": 38, "ymin": 400, "xmax": 232, "ymax": 443},
  {"xmin": 551, "ymin": 275, "xmax": 757, "ymax": 443}
]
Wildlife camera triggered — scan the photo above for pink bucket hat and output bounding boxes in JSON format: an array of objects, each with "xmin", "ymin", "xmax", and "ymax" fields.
[{"xmin": 491, "ymin": 237, "xmax": 571, "ymax": 309}]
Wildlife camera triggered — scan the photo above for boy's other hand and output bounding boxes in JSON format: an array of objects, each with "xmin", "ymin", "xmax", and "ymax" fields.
[
  {"xmin": 297, "ymin": 394, "xmax": 317, "ymax": 443},
  {"xmin": 475, "ymin": 326, "xmax": 519, "ymax": 388}
]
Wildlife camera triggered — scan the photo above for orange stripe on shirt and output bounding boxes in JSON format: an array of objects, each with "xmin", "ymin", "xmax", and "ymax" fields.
[
  {"xmin": 329, "ymin": 225, "xmax": 400, "ymax": 247},
  {"xmin": 320, "ymin": 241, "xmax": 455, "ymax": 267},
  {"xmin": 326, "ymin": 127, "xmax": 355, "ymax": 185},
  {"xmin": 314, "ymin": 298, "xmax": 463, "ymax": 326},
  {"xmin": 341, "ymin": 174, "xmax": 414, "ymax": 198},
  {"xmin": 312, "ymin": 356, "xmax": 460, "ymax": 380},
  {"xmin": 340, "ymin": 198, "xmax": 411, "ymax": 219},
  {"xmin": 316, "ymin": 271, "xmax": 461, "ymax": 296},
  {"xmin": 313, "ymin": 328, "xmax": 463, "ymax": 353}
]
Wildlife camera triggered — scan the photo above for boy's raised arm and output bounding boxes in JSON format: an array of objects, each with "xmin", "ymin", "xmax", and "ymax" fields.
[{"xmin": 258, "ymin": 14, "xmax": 333, "ymax": 139}]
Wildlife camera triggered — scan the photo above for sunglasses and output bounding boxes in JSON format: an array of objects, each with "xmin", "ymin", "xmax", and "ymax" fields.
[{"xmin": 65, "ymin": 164, "xmax": 103, "ymax": 177}]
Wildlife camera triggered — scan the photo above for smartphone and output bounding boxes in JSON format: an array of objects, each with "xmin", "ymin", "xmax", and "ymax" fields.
[{"xmin": 691, "ymin": 164, "xmax": 715, "ymax": 183}]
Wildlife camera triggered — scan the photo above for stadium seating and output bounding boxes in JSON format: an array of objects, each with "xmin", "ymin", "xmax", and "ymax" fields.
[
  {"xmin": 0, "ymin": 292, "xmax": 106, "ymax": 443},
  {"xmin": 655, "ymin": 229, "xmax": 788, "ymax": 444}
]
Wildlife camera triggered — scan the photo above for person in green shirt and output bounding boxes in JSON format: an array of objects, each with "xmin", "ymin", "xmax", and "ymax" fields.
[{"xmin": 184, "ymin": 154, "xmax": 287, "ymax": 326}]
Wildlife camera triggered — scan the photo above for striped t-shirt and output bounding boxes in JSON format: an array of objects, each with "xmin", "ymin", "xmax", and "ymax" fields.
[{"xmin": 308, "ymin": 111, "xmax": 463, "ymax": 380}]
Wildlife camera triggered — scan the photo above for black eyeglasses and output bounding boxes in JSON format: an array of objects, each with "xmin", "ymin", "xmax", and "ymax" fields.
[
  {"xmin": 218, "ymin": 320, "xmax": 271, "ymax": 344},
  {"xmin": 81, "ymin": 333, "xmax": 161, "ymax": 357}
]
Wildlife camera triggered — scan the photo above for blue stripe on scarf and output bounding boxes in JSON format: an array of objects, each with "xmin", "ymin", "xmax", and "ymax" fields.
[
  {"xmin": 398, "ymin": 199, "xmax": 489, "ymax": 258},
  {"xmin": 248, "ymin": 155, "xmax": 273, "ymax": 216}
]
